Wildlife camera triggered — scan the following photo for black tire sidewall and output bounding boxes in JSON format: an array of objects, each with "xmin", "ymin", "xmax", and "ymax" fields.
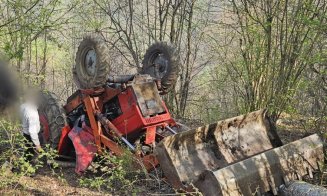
[
  {"xmin": 38, "ymin": 91, "xmax": 66, "ymax": 149},
  {"xmin": 76, "ymin": 41, "xmax": 96, "ymax": 82},
  {"xmin": 74, "ymin": 35, "xmax": 110, "ymax": 89},
  {"xmin": 142, "ymin": 42, "xmax": 180, "ymax": 94}
]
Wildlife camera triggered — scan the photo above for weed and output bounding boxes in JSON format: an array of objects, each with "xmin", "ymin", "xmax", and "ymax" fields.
[
  {"xmin": 0, "ymin": 118, "xmax": 65, "ymax": 190},
  {"xmin": 78, "ymin": 149, "xmax": 143, "ymax": 194}
]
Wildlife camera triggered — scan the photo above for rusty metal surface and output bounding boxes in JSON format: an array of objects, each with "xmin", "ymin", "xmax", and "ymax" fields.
[
  {"xmin": 64, "ymin": 90, "xmax": 83, "ymax": 114},
  {"xmin": 83, "ymin": 96, "xmax": 102, "ymax": 153},
  {"xmin": 131, "ymin": 75, "xmax": 165, "ymax": 117},
  {"xmin": 155, "ymin": 109, "xmax": 282, "ymax": 188},
  {"xmin": 194, "ymin": 134, "xmax": 324, "ymax": 196}
]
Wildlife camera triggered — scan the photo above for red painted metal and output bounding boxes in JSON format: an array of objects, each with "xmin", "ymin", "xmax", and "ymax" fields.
[
  {"xmin": 63, "ymin": 82, "xmax": 176, "ymax": 172},
  {"xmin": 101, "ymin": 87, "xmax": 122, "ymax": 103},
  {"xmin": 100, "ymin": 135, "xmax": 124, "ymax": 155},
  {"xmin": 83, "ymin": 96, "xmax": 102, "ymax": 153},
  {"xmin": 58, "ymin": 125, "xmax": 71, "ymax": 154},
  {"xmin": 145, "ymin": 126, "xmax": 156, "ymax": 144},
  {"xmin": 141, "ymin": 154, "xmax": 159, "ymax": 170},
  {"xmin": 68, "ymin": 123, "xmax": 97, "ymax": 174},
  {"xmin": 112, "ymin": 87, "xmax": 173, "ymax": 136},
  {"xmin": 64, "ymin": 91, "xmax": 83, "ymax": 114},
  {"xmin": 39, "ymin": 114, "xmax": 50, "ymax": 142}
]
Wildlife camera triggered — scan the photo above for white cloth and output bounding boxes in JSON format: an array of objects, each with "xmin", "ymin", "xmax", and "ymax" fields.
[{"xmin": 20, "ymin": 102, "xmax": 41, "ymax": 146}]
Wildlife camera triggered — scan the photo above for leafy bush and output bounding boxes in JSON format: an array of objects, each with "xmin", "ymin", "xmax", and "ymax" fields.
[
  {"xmin": 79, "ymin": 149, "xmax": 142, "ymax": 194},
  {"xmin": 0, "ymin": 118, "xmax": 63, "ymax": 189}
]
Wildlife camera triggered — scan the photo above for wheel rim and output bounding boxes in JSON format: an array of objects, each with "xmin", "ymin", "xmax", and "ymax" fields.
[
  {"xmin": 148, "ymin": 52, "xmax": 168, "ymax": 79},
  {"xmin": 84, "ymin": 49, "xmax": 97, "ymax": 76}
]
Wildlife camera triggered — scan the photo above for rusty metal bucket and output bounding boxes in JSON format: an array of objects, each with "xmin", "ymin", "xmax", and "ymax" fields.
[{"xmin": 155, "ymin": 110, "xmax": 324, "ymax": 195}]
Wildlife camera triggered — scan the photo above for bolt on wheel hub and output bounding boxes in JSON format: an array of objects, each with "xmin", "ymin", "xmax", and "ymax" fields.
[{"xmin": 85, "ymin": 49, "xmax": 97, "ymax": 76}]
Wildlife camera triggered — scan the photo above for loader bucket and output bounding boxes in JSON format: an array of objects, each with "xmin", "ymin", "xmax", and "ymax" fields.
[
  {"xmin": 155, "ymin": 110, "xmax": 324, "ymax": 195},
  {"xmin": 194, "ymin": 134, "xmax": 324, "ymax": 195}
]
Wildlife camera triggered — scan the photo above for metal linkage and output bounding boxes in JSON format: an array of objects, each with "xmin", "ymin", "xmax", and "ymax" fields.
[
  {"xmin": 165, "ymin": 125, "xmax": 177, "ymax": 134},
  {"xmin": 96, "ymin": 112, "xmax": 136, "ymax": 151},
  {"xmin": 107, "ymin": 75, "xmax": 134, "ymax": 83}
]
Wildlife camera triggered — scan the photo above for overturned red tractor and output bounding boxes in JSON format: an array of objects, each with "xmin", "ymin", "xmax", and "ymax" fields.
[
  {"xmin": 39, "ymin": 35, "xmax": 180, "ymax": 172},
  {"xmin": 38, "ymin": 35, "xmax": 325, "ymax": 195}
]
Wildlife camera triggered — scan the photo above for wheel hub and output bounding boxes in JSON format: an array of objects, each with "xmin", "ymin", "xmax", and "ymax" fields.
[
  {"xmin": 153, "ymin": 54, "xmax": 168, "ymax": 78},
  {"xmin": 85, "ymin": 49, "xmax": 97, "ymax": 76}
]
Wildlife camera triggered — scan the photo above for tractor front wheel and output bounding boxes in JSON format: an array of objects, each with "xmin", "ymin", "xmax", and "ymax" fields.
[
  {"xmin": 73, "ymin": 34, "xmax": 111, "ymax": 89},
  {"xmin": 141, "ymin": 42, "xmax": 180, "ymax": 94}
]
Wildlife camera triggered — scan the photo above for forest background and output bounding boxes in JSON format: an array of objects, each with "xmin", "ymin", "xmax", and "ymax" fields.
[{"xmin": 0, "ymin": 0, "xmax": 326, "ymax": 125}]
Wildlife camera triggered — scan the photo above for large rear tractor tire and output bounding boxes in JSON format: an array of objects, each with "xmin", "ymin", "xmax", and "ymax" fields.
[
  {"xmin": 38, "ymin": 91, "xmax": 67, "ymax": 150},
  {"xmin": 141, "ymin": 42, "xmax": 180, "ymax": 94},
  {"xmin": 73, "ymin": 34, "xmax": 110, "ymax": 89}
]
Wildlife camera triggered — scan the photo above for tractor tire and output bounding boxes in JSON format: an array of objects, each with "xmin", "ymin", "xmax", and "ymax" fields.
[
  {"xmin": 38, "ymin": 91, "xmax": 67, "ymax": 149},
  {"xmin": 141, "ymin": 42, "xmax": 180, "ymax": 94},
  {"xmin": 73, "ymin": 34, "xmax": 110, "ymax": 89}
]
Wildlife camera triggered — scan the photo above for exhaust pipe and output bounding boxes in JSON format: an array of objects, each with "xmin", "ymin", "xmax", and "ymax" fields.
[{"xmin": 107, "ymin": 75, "xmax": 134, "ymax": 83}]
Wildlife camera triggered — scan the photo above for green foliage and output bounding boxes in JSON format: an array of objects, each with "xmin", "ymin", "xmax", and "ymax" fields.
[
  {"xmin": 3, "ymin": 42, "xmax": 24, "ymax": 60},
  {"xmin": 79, "ymin": 149, "xmax": 141, "ymax": 194},
  {"xmin": 0, "ymin": 118, "xmax": 64, "ymax": 189},
  {"xmin": 0, "ymin": 118, "xmax": 145, "ymax": 194},
  {"xmin": 207, "ymin": 0, "xmax": 327, "ymax": 121}
]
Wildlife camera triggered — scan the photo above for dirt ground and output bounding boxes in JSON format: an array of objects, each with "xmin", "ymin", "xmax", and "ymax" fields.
[
  {"xmin": 0, "ymin": 116, "xmax": 326, "ymax": 195},
  {"xmin": 0, "ymin": 161, "xmax": 176, "ymax": 195},
  {"xmin": 0, "ymin": 172, "xmax": 104, "ymax": 196}
]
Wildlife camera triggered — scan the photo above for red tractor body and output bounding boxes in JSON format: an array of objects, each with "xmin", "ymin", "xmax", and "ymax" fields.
[
  {"xmin": 110, "ymin": 87, "xmax": 173, "ymax": 136},
  {"xmin": 37, "ymin": 37, "xmax": 181, "ymax": 175},
  {"xmin": 55, "ymin": 75, "xmax": 177, "ymax": 173}
]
